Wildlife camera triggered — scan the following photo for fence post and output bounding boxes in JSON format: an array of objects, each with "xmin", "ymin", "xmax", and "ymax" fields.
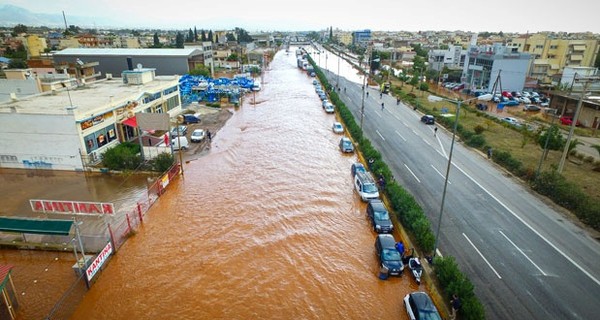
[
  {"xmin": 126, "ymin": 213, "xmax": 132, "ymax": 232},
  {"xmin": 137, "ymin": 202, "xmax": 143, "ymax": 223},
  {"xmin": 107, "ymin": 223, "xmax": 116, "ymax": 251}
]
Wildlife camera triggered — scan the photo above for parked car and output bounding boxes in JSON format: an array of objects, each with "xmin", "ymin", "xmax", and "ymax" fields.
[
  {"xmin": 523, "ymin": 104, "xmax": 541, "ymax": 112},
  {"xmin": 322, "ymin": 99, "xmax": 330, "ymax": 108},
  {"xmin": 452, "ymin": 84, "xmax": 465, "ymax": 91},
  {"xmin": 351, "ymin": 163, "xmax": 366, "ymax": 177},
  {"xmin": 332, "ymin": 122, "xmax": 344, "ymax": 134},
  {"xmin": 324, "ymin": 103, "xmax": 335, "ymax": 114},
  {"xmin": 181, "ymin": 114, "xmax": 200, "ymax": 124},
  {"xmin": 354, "ymin": 171, "xmax": 379, "ymax": 201},
  {"xmin": 519, "ymin": 97, "xmax": 531, "ymax": 104},
  {"xmin": 367, "ymin": 199, "xmax": 394, "ymax": 233},
  {"xmin": 502, "ymin": 91, "xmax": 513, "ymax": 98},
  {"xmin": 502, "ymin": 117, "xmax": 522, "ymax": 127},
  {"xmin": 170, "ymin": 136, "xmax": 189, "ymax": 151},
  {"xmin": 560, "ymin": 116, "xmax": 581, "ymax": 126},
  {"xmin": 504, "ymin": 100, "xmax": 520, "ymax": 107},
  {"xmin": 339, "ymin": 137, "xmax": 354, "ymax": 153},
  {"xmin": 375, "ymin": 234, "xmax": 404, "ymax": 276},
  {"xmin": 190, "ymin": 129, "xmax": 205, "ymax": 142},
  {"xmin": 403, "ymin": 292, "xmax": 442, "ymax": 320},
  {"xmin": 170, "ymin": 125, "xmax": 188, "ymax": 137},
  {"xmin": 421, "ymin": 115, "xmax": 435, "ymax": 125}
]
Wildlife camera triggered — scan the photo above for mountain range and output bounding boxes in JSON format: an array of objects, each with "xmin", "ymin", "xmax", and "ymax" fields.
[{"xmin": 0, "ymin": 4, "xmax": 121, "ymax": 29}]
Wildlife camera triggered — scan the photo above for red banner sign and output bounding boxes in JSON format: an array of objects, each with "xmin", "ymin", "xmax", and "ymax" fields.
[
  {"xmin": 29, "ymin": 199, "xmax": 114, "ymax": 215},
  {"xmin": 86, "ymin": 242, "xmax": 113, "ymax": 282}
]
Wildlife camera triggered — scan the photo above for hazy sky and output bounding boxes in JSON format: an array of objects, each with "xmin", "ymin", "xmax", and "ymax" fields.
[{"xmin": 4, "ymin": 0, "xmax": 600, "ymax": 33}]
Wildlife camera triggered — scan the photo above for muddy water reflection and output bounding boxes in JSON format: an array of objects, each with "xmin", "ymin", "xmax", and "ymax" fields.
[{"xmin": 72, "ymin": 50, "xmax": 413, "ymax": 319}]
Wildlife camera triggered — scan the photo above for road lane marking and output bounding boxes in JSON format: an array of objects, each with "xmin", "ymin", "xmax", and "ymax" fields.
[
  {"xmin": 499, "ymin": 230, "xmax": 547, "ymax": 276},
  {"xmin": 393, "ymin": 114, "xmax": 401, "ymax": 121},
  {"xmin": 437, "ymin": 136, "xmax": 448, "ymax": 158},
  {"xmin": 454, "ymin": 164, "xmax": 600, "ymax": 286},
  {"xmin": 412, "ymin": 129, "xmax": 419, "ymax": 137},
  {"xmin": 430, "ymin": 164, "xmax": 451, "ymax": 184},
  {"xmin": 395, "ymin": 131, "xmax": 407, "ymax": 141},
  {"xmin": 463, "ymin": 233, "xmax": 502, "ymax": 279},
  {"xmin": 404, "ymin": 164, "xmax": 421, "ymax": 183},
  {"xmin": 376, "ymin": 130, "xmax": 385, "ymax": 141}
]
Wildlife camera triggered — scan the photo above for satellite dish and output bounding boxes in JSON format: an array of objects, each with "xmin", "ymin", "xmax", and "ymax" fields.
[{"xmin": 136, "ymin": 63, "xmax": 143, "ymax": 70}]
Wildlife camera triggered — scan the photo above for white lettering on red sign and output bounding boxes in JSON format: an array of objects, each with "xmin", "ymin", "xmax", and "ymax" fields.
[
  {"xmin": 86, "ymin": 242, "xmax": 113, "ymax": 282},
  {"xmin": 29, "ymin": 199, "xmax": 114, "ymax": 215}
]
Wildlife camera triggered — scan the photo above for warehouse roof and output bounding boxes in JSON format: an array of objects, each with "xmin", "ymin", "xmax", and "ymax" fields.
[{"xmin": 54, "ymin": 48, "xmax": 204, "ymax": 57}]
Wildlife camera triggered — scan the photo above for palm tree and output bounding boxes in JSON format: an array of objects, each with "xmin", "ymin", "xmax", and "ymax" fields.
[{"xmin": 567, "ymin": 138, "xmax": 584, "ymax": 158}]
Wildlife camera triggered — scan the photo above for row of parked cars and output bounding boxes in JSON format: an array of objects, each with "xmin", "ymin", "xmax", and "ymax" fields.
[{"xmin": 312, "ymin": 74, "xmax": 440, "ymax": 319}]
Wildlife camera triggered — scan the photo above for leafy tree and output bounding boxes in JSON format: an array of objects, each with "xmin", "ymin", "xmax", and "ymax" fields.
[
  {"xmin": 537, "ymin": 125, "xmax": 565, "ymax": 160},
  {"xmin": 175, "ymin": 32, "xmax": 184, "ymax": 48},
  {"xmin": 187, "ymin": 28, "xmax": 194, "ymax": 42},
  {"xmin": 370, "ymin": 51, "xmax": 381, "ymax": 72},
  {"xmin": 4, "ymin": 44, "xmax": 27, "ymax": 60},
  {"xmin": 226, "ymin": 33, "xmax": 236, "ymax": 42},
  {"xmin": 12, "ymin": 24, "xmax": 28, "ymax": 36},
  {"xmin": 152, "ymin": 152, "xmax": 175, "ymax": 172},
  {"xmin": 208, "ymin": 30, "xmax": 213, "ymax": 43},
  {"xmin": 194, "ymin": 26, "xmax": 198, "ymax": 41},
  {"xmin": 306, "ymin": 31, "xmax": 320, "ymax": 40},
  {"xmin": 234, "ymin": 28, "xmax": 253, "ymax": 43},
  {"xmin": 567, "ymin": 139, "xmax": 584, "ymax": 158},
  {"xmin": 201, "ymin": 30, "xmax": 206, "ymax": 42},
  {"xmin": 68, "ymin": 25, "xmax": 80, "ymax": 34},
  {"xmin": 189, "ymin": 65, "xmax": 210, "ymax": 77},
  {"xmin": 226, "ymin": 53, "xmax": 239, "ymax": 61},
  {"xmin": 411, "ymin": 43, "xmax": 428, "ymax": 57},
  {"xmin": 595, "ymin": 53, "xmax": 600, "ymax": 69},
  {"xmin": 132, "ymin": 30, "xmax": 140, "ymax": 37},
  {"xmin": 153, "ymin": 32, "xmax": 161, "ymax": 47},
  {"xmin": 8, "ymin": 59, "xmax": 27, "ymax": 69},
  {"xmin": 329, "ymin": 26, "xmax": 333, "ymax": 40},
  {"xmin": 101, "ymin": 142, "xmax": 142, "ymax": 171}
]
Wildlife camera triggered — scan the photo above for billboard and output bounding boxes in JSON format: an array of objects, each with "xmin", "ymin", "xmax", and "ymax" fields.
[{"xmin": 30, "ymin": 199, "xmax": 115, "ymax": 215}]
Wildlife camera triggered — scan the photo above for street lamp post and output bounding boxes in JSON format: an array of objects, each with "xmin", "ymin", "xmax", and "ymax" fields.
[{"xmin": 428, "ymin": 94, "xmax": 492, "ymax": 257}]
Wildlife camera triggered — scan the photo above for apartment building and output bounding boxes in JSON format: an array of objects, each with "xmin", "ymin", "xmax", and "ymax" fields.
[
  {"xmin": 25, "ymin": 35, "xmax": 47, "ymax": 57},
  {"xmin": 462, "ymin": 44, "xmax": 531, "ymax": 92},
  {"xmin": 508, "ymin": 33, "xmax": 600, "ymax": 85}
]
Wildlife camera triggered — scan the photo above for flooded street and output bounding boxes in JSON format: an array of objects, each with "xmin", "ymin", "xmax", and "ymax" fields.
[{"xmin": 70, "ymin": 49, "xmax": 415, "ymax": 319}]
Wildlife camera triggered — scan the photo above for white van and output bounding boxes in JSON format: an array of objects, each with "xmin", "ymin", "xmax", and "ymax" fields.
[
  {"xmin": 159, "ymin": 136, "xmax": 189, "ymax": 151},
  {"xmin": 354, "ymin": 171, "xmax": 379, "ymax": 202}
]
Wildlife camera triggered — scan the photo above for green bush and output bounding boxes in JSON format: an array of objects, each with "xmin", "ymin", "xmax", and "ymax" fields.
[
  {"xmin": 493, "ymin": 150, "xmax": 523, "ymax": 174},
  {"xmin": 466, "ymin": 134, "xmax": 486, "ymax": 148},
  {"xmin": 101, "ymin": 142, "xmax": 142, "ymax": 171},
  {"xmin": 473, "ymin": 125, "xmax": 485, "ymax": 134},
  {"xmin": 151, "ymin": 152, "xmax": 175, "ymax": 173}
]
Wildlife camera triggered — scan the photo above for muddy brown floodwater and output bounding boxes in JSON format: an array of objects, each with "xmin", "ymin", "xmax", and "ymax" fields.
[{"xmin": 71, "ymin": 49, "xmax": 417, "ymax": 319}]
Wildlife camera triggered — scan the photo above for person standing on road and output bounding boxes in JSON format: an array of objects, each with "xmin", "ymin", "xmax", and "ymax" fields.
[
  {"xmin": 487, "ymin": 147, "xmax": 493, "ymax": 159},
  {"xmin": 381, "ymin": 102, "xmax": 385, "ymax": 111},
  {"xmin": 207, "ymin": 130, "xmax": 212, "ymax": 142},
  {"xmin": 434, "ymin": 127, "xmax": 438, "ymax": 136},
  {"xmin": 366, "ymin": 91, "xmax": 369, "ymax": 98}
]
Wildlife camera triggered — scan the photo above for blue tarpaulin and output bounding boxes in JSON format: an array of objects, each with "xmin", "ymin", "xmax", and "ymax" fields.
[{"xmin": 179, "ymin": 74, "xmax": 256, "ymax": 104}]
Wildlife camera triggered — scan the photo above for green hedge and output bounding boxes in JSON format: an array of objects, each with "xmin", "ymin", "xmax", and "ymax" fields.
[{"xmin": 307, "ymin": 54, "xmax": 483, "ymax": 317}]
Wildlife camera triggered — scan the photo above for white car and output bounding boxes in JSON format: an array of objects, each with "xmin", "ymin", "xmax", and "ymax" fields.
[
  {"xmin": 332, "ymin": 122, "xmax": 344, "ymax": 133},
  {"xmin": 519, "ymin": 97, "xmax": 531, "ymax": 104},
  {"xmin": 502, "ymin": 117, "xmax": 522, "ymax": 127},
  {"xmin": 190, "ymin": 129, "xmax": 205, "ymax": 143},
  {"xmin": 324, "ymin": 103, "xmax": 335, "ymax": 114},
  {"xmin": 404, "ymin": 292, "xmax": 442, "ymax": 320}
]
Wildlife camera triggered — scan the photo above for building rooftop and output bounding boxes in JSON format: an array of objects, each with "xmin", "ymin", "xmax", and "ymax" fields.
[
  {"xmin": 54, "ymin": 48, "xmax": 203, "ymax": 57},
  {"xmin": 0, "ymin": 76, "xmax": 179, "ymax": 120}
]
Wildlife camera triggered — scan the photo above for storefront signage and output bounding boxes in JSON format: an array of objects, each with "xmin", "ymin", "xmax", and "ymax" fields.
[
  {"xmin": 29, "ymin": 199, "xmax": 115, "ymax": 215},
  {"xmin": 80, "ymin": 111, "xmax": 114, "ymax": 131},
  {"xmin": 86, "ymin": 242, "xmax": 113, "ymax": 282}
]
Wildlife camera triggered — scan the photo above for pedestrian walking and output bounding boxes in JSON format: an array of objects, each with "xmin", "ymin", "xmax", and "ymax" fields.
[
  {"xmin": 487, "ymin": 147, "xmax": 493, "ymax": 159},
  {"xmin": 450, "ymin": 294, "xmax": 461, "ymax": 320},
  {"xmin": 207, "ymin": 130, "xmax": 212, "ymax": 142},
  {"xmin": 381, "ymin": 102, "xmax": 385, "ymax": 111},
  {"xmin": 434, "ymin": 127, "xmax": 438, "ymax": 136},
  {"xmin": 366, "ymin": 91, "xmax": 369, "ymax": 98},
  {"xmin": 380, "ymin": 92, "xmax": 383, "ymax": 99}
]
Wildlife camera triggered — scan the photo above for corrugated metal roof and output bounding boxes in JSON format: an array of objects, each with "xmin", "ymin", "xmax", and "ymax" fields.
[
  {"xmin": 0, "ymin": 265, "xmax": 14, "ymax": 291},
  {"xmin": 54, "ymin": 48, "xmax": 203, "ymax": 57},
  {"xmin": 0, "ymin": 217, "xmax": 73, "ymax": 236}
]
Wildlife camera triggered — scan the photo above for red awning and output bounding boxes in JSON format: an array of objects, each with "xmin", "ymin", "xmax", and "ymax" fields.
[{"xmin": 122, "ymin": 117, "xmax": 137, "ymax": 127}]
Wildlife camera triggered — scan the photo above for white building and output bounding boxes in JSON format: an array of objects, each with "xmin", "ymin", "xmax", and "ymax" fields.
[
  {"xmin": 428, "ymin": 45, "xmax": 466, "ymax": 72},
  {"xmin": 0, "ymin": 69, "xmax": 181, "ymax": 171}
]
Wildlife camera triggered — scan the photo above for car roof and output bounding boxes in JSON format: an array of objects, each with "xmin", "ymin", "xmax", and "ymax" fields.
[
  {"xmin": 192, "ymin": 129, "xmax": 204, "ymax": 133},
  {"xmin": 409, "ymin": 292, "xmax": 438, "ymax": 310},
  {"xmin": 369, "ymin": 199, "xmax": 386, "ymax": 210},
  {"xmin": 377, "ymin": 234, "xmax": 396, "ymax": 247}
]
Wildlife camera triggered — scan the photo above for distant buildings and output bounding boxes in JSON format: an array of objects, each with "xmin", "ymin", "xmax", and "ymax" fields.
[{"xmin": 352, "ymin": 30, "xmax": 371, "ymax": 47}]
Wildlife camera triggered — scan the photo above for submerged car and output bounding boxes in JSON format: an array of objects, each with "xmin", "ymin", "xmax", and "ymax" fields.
[
  {"xmin": 332, "ymin": 122, "xmax": 344, "ymax": 133},
  {"xmin": 375, "ymin": 234, "xmax": 404, "ymax": 276},
  {"xmin": 324, "ymin": 103, "xmax": 335, "ymax": 114},
  {"xmin": 404, "ymin": 292, "xmax": 442, "ymax": 320},
  {"xmin": 523, "ymin": 104, "xmax": 541, "ymax": 112},
  {"xmin": 339, "ymin": 137, "xmax": 354, "ymax": 153},
  {"xmin": 367, "ymin": 199, "xmax": 393, "ymax": 233},
  {"xmin": 170, "ymin": 125, "xmax": 188, "ymax": 137},
  {"xmin": 351, "ymin": 163, "xmax": 366, "ymax": 177}
]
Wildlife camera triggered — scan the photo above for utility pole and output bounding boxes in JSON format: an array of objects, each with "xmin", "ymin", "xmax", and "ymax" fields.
[{"xmin": 557, "ymin": 76, "xmax": 599, "ymax": 173}]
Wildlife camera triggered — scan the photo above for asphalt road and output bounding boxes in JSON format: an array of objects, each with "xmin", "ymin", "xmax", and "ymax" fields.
[{"xmin": 325, "ymin": 69, "xmax": 600, "ymax": 319}]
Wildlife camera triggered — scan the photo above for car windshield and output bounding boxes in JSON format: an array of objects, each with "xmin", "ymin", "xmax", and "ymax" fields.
[
  {"xmin": 382, "ymin": 248, "xmax": 401, "ymax": 261},
  {"xmin": 374, "ymin": 210, "xmax": 390, "ymax": 220},
  {"xmin": 364, "ymin": 183, "xmax": 378, "ymax": 193}
]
